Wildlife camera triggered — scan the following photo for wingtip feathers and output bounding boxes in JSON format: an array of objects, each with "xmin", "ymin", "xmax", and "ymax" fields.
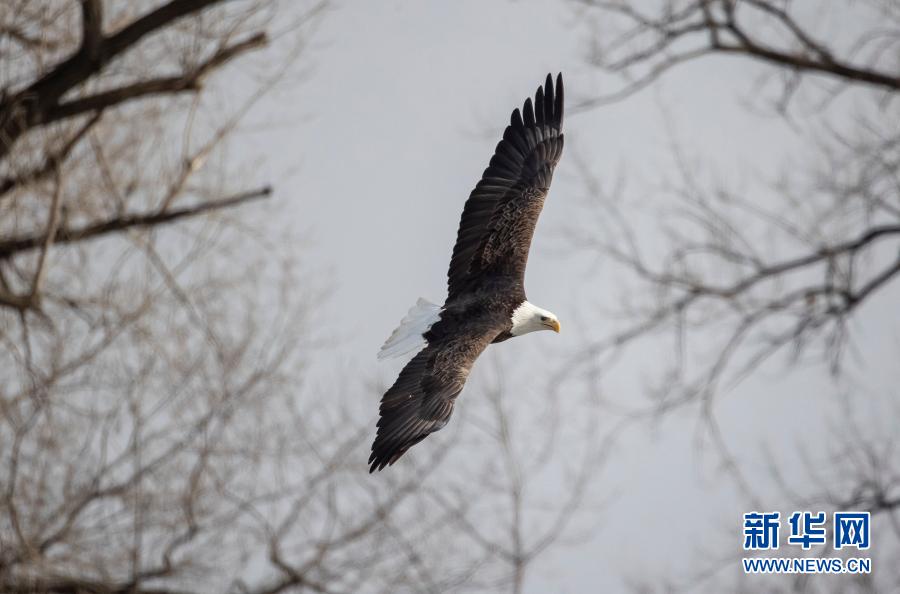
[{"xmin": 523, "ymin": 73, "xmax": 564, "ymax": 132}]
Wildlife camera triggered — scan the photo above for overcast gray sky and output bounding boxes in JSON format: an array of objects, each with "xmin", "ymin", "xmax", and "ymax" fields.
[{"xmin": 230, "ymin": 1, "xmax": 897, "ymax": 591}]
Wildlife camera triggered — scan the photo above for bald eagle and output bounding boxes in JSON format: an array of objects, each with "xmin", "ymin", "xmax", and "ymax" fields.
[{"xmin": 370, "ymin": 74, "xmax": 564, "ymax": 472}]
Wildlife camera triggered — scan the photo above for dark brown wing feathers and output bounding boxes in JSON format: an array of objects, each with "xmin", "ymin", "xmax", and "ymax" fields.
[
  {"xmin": 369, "ymin": 318, "xmax": 499, "ymax": 472},
  {"xmin": 446, "ymin": 73, "xmax": 564, "ymax": 301}
]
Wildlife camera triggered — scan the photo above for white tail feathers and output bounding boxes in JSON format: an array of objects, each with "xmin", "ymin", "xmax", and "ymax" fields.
[{"xmin": 378, "ymin": 298, "xmax": 441, "ymax": 360}]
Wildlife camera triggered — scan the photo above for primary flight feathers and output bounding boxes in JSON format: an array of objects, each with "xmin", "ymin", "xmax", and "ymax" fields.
[{"xmin": 370, "ymin": 74, "xmax": 564, "ymax": 472}]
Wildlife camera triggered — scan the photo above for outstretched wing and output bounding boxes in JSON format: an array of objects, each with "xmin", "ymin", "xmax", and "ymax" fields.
[
  {"xmin": 446, "ymin": 73, "xmax": 564, "ymax": 302},
  {"xmin": 369, "ymin": 318, "xmax": 501, "ymax": 472}
]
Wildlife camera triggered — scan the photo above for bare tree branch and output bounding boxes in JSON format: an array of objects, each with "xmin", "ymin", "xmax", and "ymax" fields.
[
  {"xmin": 79, "ymin": 0, "xmax": 104, "ymax": 61},
  {"xmin": 47, "ymin": 32, "xmax": 268, "ymax": 125},
  {"xmin": 577, "ymin": 0, "xmax": 900, "ymax": 109},
  {"xmin": 28, "ymin": 169, "xmax": 64, "ymax": 304},
  {"xmin": 0, "ymin": 0, "xmax": 250, "ymax": 159},
  {"xmin": 0, "ymin": 110, "xmax": 102, "ymax": 197},
  {"xmin": 0, "ymin": 186, "xmax": 271, "ymax": 261}
]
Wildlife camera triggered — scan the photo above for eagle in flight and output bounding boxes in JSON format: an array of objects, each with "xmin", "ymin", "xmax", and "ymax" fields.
[{"xmin": 370, "ymin": 74, "xmax": 564, "ymax": 472}]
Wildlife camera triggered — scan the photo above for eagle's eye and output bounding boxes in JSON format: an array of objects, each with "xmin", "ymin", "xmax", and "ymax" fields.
[{"xmin": 540, "ymin": 315, "xmax": 548, "ymax": 321}]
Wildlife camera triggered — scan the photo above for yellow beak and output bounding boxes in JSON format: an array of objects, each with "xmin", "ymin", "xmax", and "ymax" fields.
[{"xmin": 545, "ymin": 319, "xmax": 561, "ymax": 333}]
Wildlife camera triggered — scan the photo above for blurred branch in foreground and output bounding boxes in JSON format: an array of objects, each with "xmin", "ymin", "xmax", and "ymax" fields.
[
  {"xmin": 566, "ymin": 0, "xmax": 900, "ymax": 415},
  {"xmin": 574, "ymin": 0, "xmax": 900, "ymax": 109},
  {"xmin": 565, "ymin": 1, "xmax": 900, "ymax": 591}
]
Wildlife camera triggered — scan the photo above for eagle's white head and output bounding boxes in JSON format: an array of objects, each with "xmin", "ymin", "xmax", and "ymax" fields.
[{"xmin": 509, "ymin": 300, "xmax": 560, "ymax": 336}]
